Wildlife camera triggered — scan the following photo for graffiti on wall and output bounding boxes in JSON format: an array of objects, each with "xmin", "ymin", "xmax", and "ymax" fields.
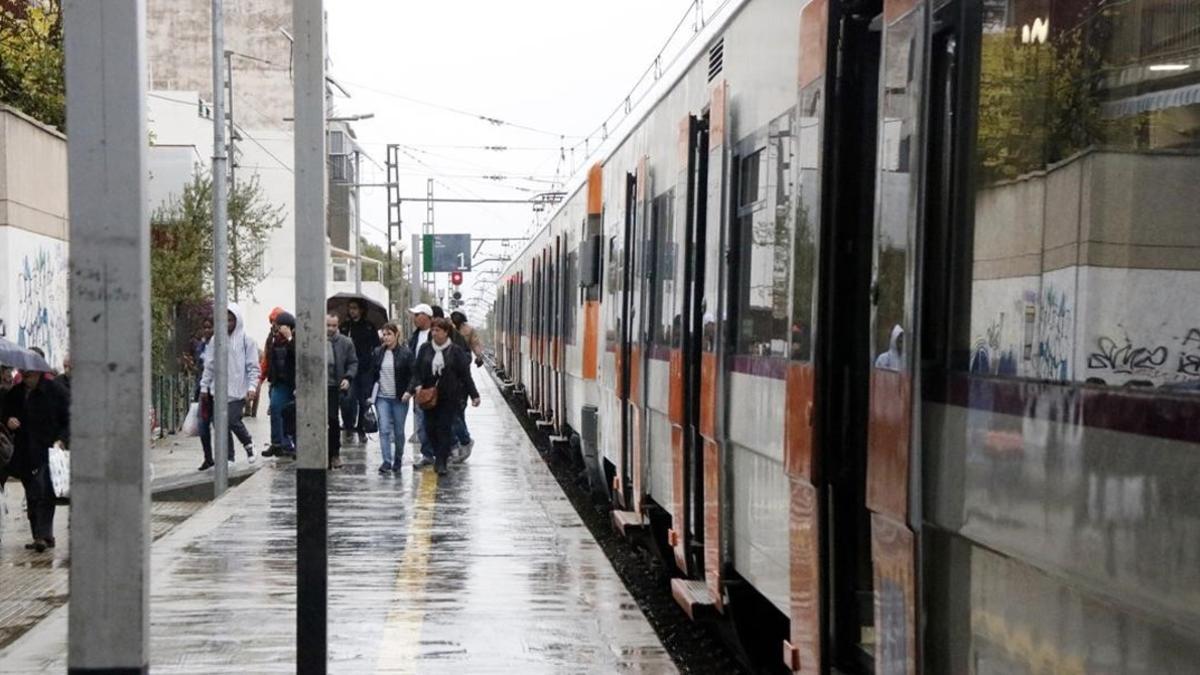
[
  {"xmin": 16, "ymin": 245, "xmax": 69, "ymax": 367},
  {"xmin": 1086, "ymin": 326, "xmax": 1200, "ymax": 384},
  {"xmin": 1035, "ymin": 287, "xmax": 1072, "ymax": 381}
]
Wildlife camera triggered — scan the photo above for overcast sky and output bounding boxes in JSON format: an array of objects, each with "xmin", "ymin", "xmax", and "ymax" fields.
[{"xmin": 326, "ymin": 0, "xmax": 705, "ymax": 298}]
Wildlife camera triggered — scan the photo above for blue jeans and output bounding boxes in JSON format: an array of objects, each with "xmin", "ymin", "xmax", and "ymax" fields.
[
  {"xmin": 270, "ymin": 384, "xmax": 296, "ymax": 452},
  {"xmin": 412, "ymin": 402, "xmax": 433, "ymax": 459},
  {"xmin": 376, "ymin": 396, "xmax": 410, "ymax": 467},
  {"xmin": 451, "ymin": 404, "xmax": 471, "ymax": 447}
]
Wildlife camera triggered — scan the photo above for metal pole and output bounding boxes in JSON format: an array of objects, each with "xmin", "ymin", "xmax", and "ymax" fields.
[
  {"xmin": 294, "ymin": 0, "xmax": 328, "ymax": 672},
  {"xmin": 64, "ymin": 0, "xmax": 151, "ymax": 669},
  {"xmin": 226, "ymin": 49, "xmax": 239, "ymax": 302},
  {"xmin": 354, "ymin": 149, "xmax": 362, "ymax": 295},
  {"xmin": 411, "ymin": 233, "xmax": 422, "ymax": 308},
  {"xmin": 212, "ymin": 0, "xmax": 230, "ymax": 497}
]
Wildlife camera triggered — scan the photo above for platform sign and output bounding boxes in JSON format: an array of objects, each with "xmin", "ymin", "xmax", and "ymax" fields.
[{"xmin": 422, "ymin": 233, "xmax": 472, "ymax": 272}]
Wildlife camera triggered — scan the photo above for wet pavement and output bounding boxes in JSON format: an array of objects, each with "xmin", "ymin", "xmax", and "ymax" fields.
[{"xmin": 0, "ymin": 376, "xmax": 676, "ymax": 673}]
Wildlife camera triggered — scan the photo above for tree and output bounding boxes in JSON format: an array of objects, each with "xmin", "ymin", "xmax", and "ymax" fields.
[
  {"xmin": 150, "ymin": 172, "xmax": 283, "ymax": 372},
  {"xmin": 0, "ymin": 0, "xmax": 64, "ymax": 130}
]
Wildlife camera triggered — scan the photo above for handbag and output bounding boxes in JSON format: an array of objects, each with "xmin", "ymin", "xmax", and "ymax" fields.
[
  {"xmin": 181, "ymin": 402, "xmax": 200, "ymax": 437},
  {"xmin": 363, "ymin": 404, "xmax": 379, "ymax": 434},
  {"xmin": 0, "ymin": 428, "xmax": 12, "ymax": 470},
  {"xmin": 415, "ymin": 381, "xmax": 439, "ymax": 411},
  {"xmin": 48, "ymin": 446, "xmax": 70, "ymax": 499}
]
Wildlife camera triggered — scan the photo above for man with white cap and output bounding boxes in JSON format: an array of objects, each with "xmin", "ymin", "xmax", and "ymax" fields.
[{"xmin": 406, "ymin": 303, "xmax": 435, "ymax": 467}]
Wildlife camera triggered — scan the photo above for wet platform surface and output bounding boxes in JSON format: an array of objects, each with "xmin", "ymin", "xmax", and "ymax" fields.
[{"xmin": 0, "ymin": 375, "xmax": 675, "ymax": 673}]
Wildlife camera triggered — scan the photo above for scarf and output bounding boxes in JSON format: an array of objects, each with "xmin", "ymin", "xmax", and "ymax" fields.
[{"xmin": 431, "ymin": 338, "xmax": 450, "ymax": 377}]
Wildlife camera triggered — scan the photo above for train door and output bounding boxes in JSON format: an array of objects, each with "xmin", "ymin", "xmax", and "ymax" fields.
[
  {"xmin": 615, "ymin": 171, "xmax": 640, "ymax": 507},
  {"xmin": 555, "ymin": 235, "xmax": 568, "ymax": 437},
  {"xmin": 665, "ymin": 112, "xmax": 711, "ymax": 577}
]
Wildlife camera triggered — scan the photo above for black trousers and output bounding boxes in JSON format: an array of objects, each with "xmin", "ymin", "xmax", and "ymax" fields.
[
  {"xmin": 425, "ymin": 403, "xmax": 455, "ymax": 464},
  {"xmin": 9, "ymin": 463, "xmax": 55, "ymax": 542},
  {"xmin": 327, "ymin": 386, "xmax": 341, "ymax": 460}
]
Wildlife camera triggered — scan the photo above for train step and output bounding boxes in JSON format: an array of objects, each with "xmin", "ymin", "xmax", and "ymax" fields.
[
  {"xmin": 671, "ymin": 578, "xmax": 718, "ymax": 622},
  {"xmin": 610, "ymin": 509, "xmax": 644, "ymax": 536},
  {"xmin": 535, "ymin": 419, "xmax": 555, "ymax": 429}
]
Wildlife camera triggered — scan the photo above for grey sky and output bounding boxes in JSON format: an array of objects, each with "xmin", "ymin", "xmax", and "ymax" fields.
[{"xmin": 326, "ymin": 0, "xmax": 699, "ymax": 286}]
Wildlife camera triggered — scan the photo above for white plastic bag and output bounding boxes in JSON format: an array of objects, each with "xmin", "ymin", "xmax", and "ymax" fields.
[
  {"xmin": 48, "ymin": 446, "xmax": 70, "ymax": 499},
  {"xmin": 182, "ymin": 401, "xmax": 200, "ymax": 437}
]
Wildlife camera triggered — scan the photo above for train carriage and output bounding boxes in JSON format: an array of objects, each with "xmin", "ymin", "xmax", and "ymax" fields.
[{"xmin": 494, "ymin": 0, "xmax": 1200, "ymax": 671}]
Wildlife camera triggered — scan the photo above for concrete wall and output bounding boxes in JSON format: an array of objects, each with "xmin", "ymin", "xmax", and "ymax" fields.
[
  {"xmin": 0, "ymin": 106, "xmax": 69, "ymax": 368},
  {"xmin": 147, "ymin": 0, "xmax": 293, "ymax": 131}
]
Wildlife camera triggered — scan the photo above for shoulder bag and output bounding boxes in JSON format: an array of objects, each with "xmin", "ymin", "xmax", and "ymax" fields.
[{"xmin": 415, "ymin": 378, "xmax": 440, "ymax": 411}]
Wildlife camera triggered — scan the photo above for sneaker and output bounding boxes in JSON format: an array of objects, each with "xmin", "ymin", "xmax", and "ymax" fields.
[
  {"xmin": 378, "ymin": 463, "xmax": 393, "ymax": 475},
  {"xmin": 262, "ymin": 444, "xmax": 281, "ymax": 458},
  {"xmin": 330, "ymin": 456, "xmax": 344, "ymax": 470},
  {"xmin": 245, "ymin": 446, "xmax": 255, "ymax": 463},
  {"xmin": 197, "ymin": 459, "xmax": 214, "ymax": 471},
  {"xmin": 358, "ymin": 432, "xmax": 368, "ymax": 445},
  {"xmin": 453, "ymin": 440, "xmax": 475, "ymax": 464},
  {"xmin": 413, "ymin": 455, "xmax": 433, "ymax": 468},
  {"xmin": 227, "ymin": 459, "xmax": 236, "ymax": 470},
  {"xmin": 434, "ymin": 456, "xmax": 449, "ymax": 476}
]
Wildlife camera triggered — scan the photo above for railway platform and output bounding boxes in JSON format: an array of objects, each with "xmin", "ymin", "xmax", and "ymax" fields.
[{"xmin": 0, "ymin": 378, "xmax": 675, "ymax": 673}]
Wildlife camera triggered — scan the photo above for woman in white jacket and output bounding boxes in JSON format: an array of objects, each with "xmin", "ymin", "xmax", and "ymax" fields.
[{"xmin": 198, "ymin": 303, "xmax": 261, "ymax": 468}]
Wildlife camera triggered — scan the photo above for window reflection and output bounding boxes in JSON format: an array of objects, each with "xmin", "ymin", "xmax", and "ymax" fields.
[
  {"xmin": 733, "ymin": 110, "xmax": 795, "ymax": 358},
  {"xmin": 968, "ymin": 0, "xmax": 1200, "ymax": 392}
]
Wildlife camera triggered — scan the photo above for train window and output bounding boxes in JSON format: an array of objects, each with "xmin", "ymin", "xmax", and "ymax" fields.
[
  {"xmin": 732, "ymin": 114, "xmax": 794, "ymax": 359},
  {"xmin": 565, "ymin": 250, "xmax": 578, "ymax": 344},
  {"xmin": 792, "ymin": 85, "xmax": 819, "ymax": 361},
  {"xmin": 651, "ymin": 190, "xmax": 675, "ymax": 349},
  {"xmin": 606, "ymin": 234, "xmax": 620, "ymax": 347}
]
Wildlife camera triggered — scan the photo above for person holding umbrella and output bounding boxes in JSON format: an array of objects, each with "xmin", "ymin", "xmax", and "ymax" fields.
[
  {"xmin": 0, "ymin": 340, "xmax": 69, "ymax": 552},
  {"xmin": 329, "ymin": 295, "xmax": 384, "ymax": 445}
]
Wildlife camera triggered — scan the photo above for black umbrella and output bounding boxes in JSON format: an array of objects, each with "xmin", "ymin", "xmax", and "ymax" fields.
[
  {"xmin": 0, "ymin": 337, "xmax": 53, "ymax": 372},
  {"xmin": 326, "ymin": 293, "xmax": 388, "ymax": 328}
]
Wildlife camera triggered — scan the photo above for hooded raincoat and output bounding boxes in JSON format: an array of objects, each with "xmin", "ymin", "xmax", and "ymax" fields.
[
  {"xmin": 200, "ymin": 303, "xmax": 261, "ymax": 401},
  {"xmin": 875, "ymin": 324, "xmax": 905, "ymax": 371}
]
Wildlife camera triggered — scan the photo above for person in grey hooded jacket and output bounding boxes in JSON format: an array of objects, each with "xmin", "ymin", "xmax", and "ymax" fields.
[
  {"xmin": 199, "ymin": 303, "xmax": 261, "ymax": 467},
  {"xmin": 326, "ymin": 313, "xmax": 358, "ymax": 468}
]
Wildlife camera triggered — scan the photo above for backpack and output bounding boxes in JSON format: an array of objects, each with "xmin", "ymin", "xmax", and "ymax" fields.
[{"xmin": 0, "ymin": 427, "xmax": 13, "ymax": 470}]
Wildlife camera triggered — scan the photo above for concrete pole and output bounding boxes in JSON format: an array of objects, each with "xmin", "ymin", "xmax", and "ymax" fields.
[
  {"xmin": 354, "ymin": 150, "xmax": 362, "ymax": 295},
  {"xmin": 212, "ymin": 0, "xmax": 230, "ymax": 497},
  {"xmin": 63, "ymin": 0, "xmax": 151, "ymax": 670},
  {"xmin": 294, "ymin": 0, "xmax": 328, "ymax": 671}
]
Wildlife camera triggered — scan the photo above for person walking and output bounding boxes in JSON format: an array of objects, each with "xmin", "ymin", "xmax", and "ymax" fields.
[
  {"xmin": 447, "ymin": 311, "xmax": 483, "ymax": 462},
  {"xmin": 340, "ymin": 298, "xmax": 380, "ymax": 446},
  {"xmin": 262, "ymin": 312, "xmax": 297, "ymax": 459},
  {"xmin": 407, "ymin": 304, "xmax": 435, "ymax": 467},
  {"xmin": 326, "ymin": 313, "xmax": 358, "ymax": 469},
  {"xmin": 409, "ymin": 317, "xmax": 480, "ymax": 476},
  {"xmin": 1, "ymin": 362, "xmax": 70, "ymax": 552},
  {"xmin": 364, "ymin": 322, "xmax": 415, "ymax": 474},
  {"xmin": 199, "ymin": 303, "xmax": 260, "ymax": 468},
  {"xmin": 261, "ymin": 306, "xmax": 285, "ymax": 454}
]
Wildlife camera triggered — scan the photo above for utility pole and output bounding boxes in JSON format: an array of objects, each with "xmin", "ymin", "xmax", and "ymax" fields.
[
  {"xmin": 386, "ymin": 144, "xmax": 402, "ymax": 313},
  {"xmin": 64, "ymin": 0, "xmax": 151, "ymax": 669},
  {"xmin": 354, "ymin": 149, "xmax": 362, "ymax": 295},
  {"xmin": 226, "ymin": 49, "xmax": 239, "ymax": 302},
  {"xmin": 294, "ymin": 1, "xmax": 328, "ymax": 672},
  {"xmin": 423, "ymin": 178, "xmax": 434, "ymax": 296},
  {"xmin": 211, "ymin": 0, "xmax": 230, "ymax": 498}
]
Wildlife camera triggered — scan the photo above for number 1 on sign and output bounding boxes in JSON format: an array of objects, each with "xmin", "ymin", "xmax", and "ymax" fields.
[{"xmin": 457, "ymin": 252, "xmax": 465, "ymax": 269}]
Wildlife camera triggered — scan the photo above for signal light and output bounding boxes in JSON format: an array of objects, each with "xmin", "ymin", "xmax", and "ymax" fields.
[
  {"xmin": 450, "ymin": 271, "xmax": 463, "ymax": 286},
  {"xmin": 452, "ymin": 291, "xmax": 463, "ymax": 301}
]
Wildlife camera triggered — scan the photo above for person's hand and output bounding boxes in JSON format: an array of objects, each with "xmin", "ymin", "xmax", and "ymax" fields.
[
  {"xmin": 247, "ymin": 389, "xmax": 258, "ymax": 403},
  {"xmin": 6, "ymin": 417, "xmax": 19, "ymax": 431},
  {"xmin": 471, "ymin": 397, "xmax": 481, "ymax": 408},
  {"xmin": 401, "ymin": 393, "xmax": 412, "ymax": 403},
  {"xmin": 474, "ymin": 357, "xmax": 484, "ymax": 368},
  {"xmin": 340, "ymin": 379, "xmax": 351, "ymax": 392}
]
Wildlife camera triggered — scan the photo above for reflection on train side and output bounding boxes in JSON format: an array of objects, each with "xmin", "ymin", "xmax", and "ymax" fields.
[{"xmin": 925, "ymin": 0, "xmax": 1200, "ymax": 668}]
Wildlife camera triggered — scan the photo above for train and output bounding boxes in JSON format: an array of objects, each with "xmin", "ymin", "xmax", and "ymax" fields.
[{"xmin": 492, "ymin": 0, "xmax": 1200, "ymax": 671}]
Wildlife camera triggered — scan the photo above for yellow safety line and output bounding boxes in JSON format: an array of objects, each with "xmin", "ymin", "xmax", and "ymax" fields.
[{"xmin": 374, "ymin": 471, "xmax": 439, "ymax": 674}]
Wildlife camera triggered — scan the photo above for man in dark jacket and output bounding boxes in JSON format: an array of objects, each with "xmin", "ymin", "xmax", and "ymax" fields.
[
  {"xmin": 1, "ymin": 366, "xmax": 70, "ymax": 552},
  {"xmin": 327, "ymin": 313, "xmax": 358, "ymax": 469},
  {"xmin": 340, "ymin": 299, "xmax": 380, "ymax": 445},
  {"xmin": 262, "ymin": 312, "xmax": 297, "ymax": 459}
]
